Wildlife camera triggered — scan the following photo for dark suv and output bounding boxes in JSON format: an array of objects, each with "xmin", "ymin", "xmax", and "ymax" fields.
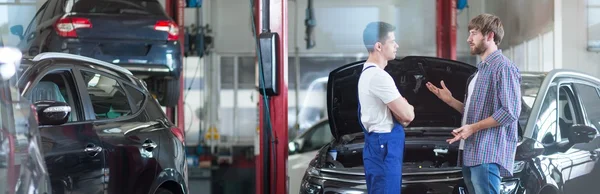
[
  {"xmin": 10, "ymin": 0, "xmax": 182, "ymax": 106},
  {"xmin": 299, "ymin": 57, "xmax": 600, "ymax": 194},
  {"xmin": 18, "ymin": 52, "xmax": 188, "ymax": 194}
]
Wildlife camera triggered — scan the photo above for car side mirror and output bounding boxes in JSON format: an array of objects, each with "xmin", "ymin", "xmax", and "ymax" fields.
[
  {"xmin": 10, "ymin": 25, "xmax": 24, "ymax": 40},
  {"xmin": 569, "ymin": 125, "xmax": 597, "ymax": 144},
  {"xmin": 35, "ymin": 101, "xmax": 71, "ymax": 126}
]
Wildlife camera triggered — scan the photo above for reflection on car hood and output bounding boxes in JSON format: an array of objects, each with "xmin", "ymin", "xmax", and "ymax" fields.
[{"xmin": 326, "ymin": 56, "xmax": 477, "ymax": 139}]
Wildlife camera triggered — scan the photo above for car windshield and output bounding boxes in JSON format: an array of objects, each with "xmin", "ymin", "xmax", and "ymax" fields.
[
  {"xmin": 71, "ymin": 0, "xmax": 165, "ymax": 15},
  {"xmin": 518, "ymin": 73, "xmax": 546, "ymax": 132}
]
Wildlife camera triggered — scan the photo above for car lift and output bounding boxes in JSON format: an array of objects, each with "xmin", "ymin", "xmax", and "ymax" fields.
[
  {"xmin": 161, "ymin": 0, "xmax": 455, "ymax": 193},
  {"xmin": 252, "ymin": 0, "xmax": 288, "ymax": 194},
  {"xmin": 163, "ymin": 0, "xmax": 186, "ymax": 138}
]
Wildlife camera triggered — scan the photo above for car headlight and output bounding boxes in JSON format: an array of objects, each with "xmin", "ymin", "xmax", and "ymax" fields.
[
  {"xmin": 513, "ymin": 161, "xmax": 526, "ymax": 174},
  {"xmin": 306, "ymin": 166, "xmax": 321, "ymax": 177},
  {"xmin": 300, "ymin": 179, "xmax": 322, "ymax": 194},
  {"xmin": 500, "ymin": 180, "xmax": 519, "ymax": 194}
]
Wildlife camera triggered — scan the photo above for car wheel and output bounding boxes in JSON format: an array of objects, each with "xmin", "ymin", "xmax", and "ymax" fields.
[
  {"xmin": 154, "ymin": 188, "xmax": 174, "ymax": 194},
  {"xmin": 158, "ymin": 78, "xmax": 180, "ymax": 107}
]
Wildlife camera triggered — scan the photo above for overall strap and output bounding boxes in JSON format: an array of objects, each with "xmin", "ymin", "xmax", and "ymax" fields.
[{"xmin": 357, "ymin": 65, "xmax": 377, "ymax": 133}]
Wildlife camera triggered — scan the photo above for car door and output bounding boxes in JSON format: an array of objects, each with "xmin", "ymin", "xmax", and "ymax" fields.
[
  {"xmin": 20, "ymin": 65, "xmax": 106, "ymax": 194},
  {"xmin": 552, "ymin": 80, "xmax": 598, "ymax": 193},
  {"xmin": 561, "ymin": 82, "xmax": 600, "ymax": 193},
  {"xmin": 78, "ymin": 69, "xmax": 161, "ymax": 194}
]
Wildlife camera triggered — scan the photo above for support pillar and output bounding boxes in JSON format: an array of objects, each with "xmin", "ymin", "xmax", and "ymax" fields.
[
  {"xmin": 436, "ymin": 0, "xmax": 457, "ymax": 60},
  {"xmin": 254, "ymin": 0, "xmax": 288, "ymax": 193},
  {"xmin": 164, "ymin": 0, "xmax": 186, "ymax": 136}
]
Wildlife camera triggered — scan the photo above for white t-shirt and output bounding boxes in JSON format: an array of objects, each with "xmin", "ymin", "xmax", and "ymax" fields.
[
  {"xmin": 357, "ymin": 63, "xmax": 402, "ymax": 133},
  {"xmin": 459, "ymin": 72, "xmax": 479, "ymax": 149}
]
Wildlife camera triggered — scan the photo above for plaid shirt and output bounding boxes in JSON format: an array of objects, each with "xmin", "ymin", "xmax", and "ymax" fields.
[{"xmin": 463, "ymin": 50, "xmax": 522, "ymax": 177}]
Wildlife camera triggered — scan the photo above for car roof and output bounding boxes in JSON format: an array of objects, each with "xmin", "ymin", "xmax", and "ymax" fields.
[
  {"xmin": 20, "ymin": 53, "xmax": 143, "ymax": 87},
  {"xmin": 31, "ymin": 52, "xmax": 133, "ymax": 75}
]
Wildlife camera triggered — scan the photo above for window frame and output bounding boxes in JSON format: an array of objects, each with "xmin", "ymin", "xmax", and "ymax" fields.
[
  {"xmin": 587, "ymin": 0, "xmax": 600, "ymax": 51},
  {"xmin": 556, "ymin": 82, "xmax": 584, "ymax": 143},
  {"xmin": 22, "ymin": 65, "xmax": 89, "ymax": 125}
]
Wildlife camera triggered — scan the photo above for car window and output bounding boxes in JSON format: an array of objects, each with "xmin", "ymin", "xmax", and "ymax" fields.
[
  {"xmin": 122, "ymin": 84, "xmax": 145, "ymax": 112},
  {"xmin": 70, "ymin": 0, "xmax": 166, "ymax": 15},
  {"xmin": 305, "ymin": 121, "xmax": 332, "ymax": 151},
  {"xmin": 557, "ymin": 85, "xmax": 581, "ymax": 142},
  {"xmin": 23, "ymin": 3, "xmax": 47, "ymax": 41},
  {"xmin": 81, "ymin": 70, "xmax": 133, "ymax": 120},
  {"xmin": 573, "ymin": 83, "xmax": 600, "ymax": 130},
  {"xmin": 534, "ymin": 84, "xmax": 558, "ymax": 145},
  {"xmin": 26, "ymin": 70, "xmax": 82, "ymax": 122},
  {"xmin": 519, "ymin": 75, "xmax": 545, "ymax": 132},
  {"xmin": 41, "ymin": 0, "xmax": 57, "ymax": 22}
]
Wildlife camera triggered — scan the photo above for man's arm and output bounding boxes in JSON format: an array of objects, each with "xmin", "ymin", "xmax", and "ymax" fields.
[
  {"xmin": 425, "ymin": 81, "xmax": 465, "ymax": 114},
  {"xmin": 370, "ymin": 72, "xmax": 415, "ymax": 123},
  {"xmin": 468, "ymin": 65, "xmax": 521, "ymax": 132},
  {"xmin": 388, "ymin": 97, "xmax": 415, "ymax": 123},
  {"xmin": 445, "ymin": 97, "xmax": 465, "ymax": 114}
]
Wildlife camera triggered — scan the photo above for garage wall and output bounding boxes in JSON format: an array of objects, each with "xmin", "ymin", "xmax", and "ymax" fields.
[
  {"xmin": 498, "ymin": 0, "xmax": 600, "ymax": 78},
  {"xmin": 559, "ymin": 0, "xmax": 600, "ymax": 77},
  {"xmin": 209, "ymin": 0, "xmax": 442, "ymax": 56},
  {"xmin": 484, "ymin": 0, "xmax": 554, "ymax": 49}
]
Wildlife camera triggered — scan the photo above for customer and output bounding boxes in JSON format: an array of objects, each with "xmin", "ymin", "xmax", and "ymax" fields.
[
  {"xmin": 357, "ymin": 21, "xmax": 415, "ymax": 194},
  {"xmin": 425, "ymin": 14, "xmax": 521, "ymax": 194}
]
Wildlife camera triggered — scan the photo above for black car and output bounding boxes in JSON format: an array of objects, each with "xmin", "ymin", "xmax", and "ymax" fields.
[
  {"xmin": 18, "ymin": 52, "xmax": 188, "ymax": 194},
  {"xmin": 0, "ymin": 47, "xmax": 52, "ymax": 194},
  {"xmin": 10, "ymin": 0, "xmax": 182, "ymax": 106},
  {"xmin": 299, "ymin": 56, "xmax": 600, "ymax": 194}
]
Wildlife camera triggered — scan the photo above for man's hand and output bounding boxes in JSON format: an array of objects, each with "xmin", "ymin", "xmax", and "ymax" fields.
[
  {"xmin": 426, "ymin": 80, "xmax": 464, "ymax": 114},
  {"xmin": 446, "ymin": 124, "xmax": 476, "ymax": 144},
  {"xmin": 426, "ymin": 80, "xmax": 453, "ymax": 103}
]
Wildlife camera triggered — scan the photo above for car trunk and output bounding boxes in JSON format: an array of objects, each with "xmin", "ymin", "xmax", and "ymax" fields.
[
  {"xmin": 56, "ymin": 0, "xmax": 175, "ymax": 56},
  {"xmin": 325, "ymin": 56, "xmax": 477, "ymax": 175},
  {"xmin": 65, "ymin": 13, "xmax": 172, "ymax": 41}
]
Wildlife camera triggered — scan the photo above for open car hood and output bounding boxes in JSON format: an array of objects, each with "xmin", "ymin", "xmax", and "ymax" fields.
[{"xmin": 326, "ymin": 56, "xmax": 478, "ymax": 140}]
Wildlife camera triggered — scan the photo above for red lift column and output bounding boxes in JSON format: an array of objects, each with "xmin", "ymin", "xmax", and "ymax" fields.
[
  {"xmin": 436, "ymin": 0, "xmax": 457, "ymax": 60},
  {"xmin": 164, "ymin": 0, "xmax": 186, "ymax": 135},
  {"xmin": 254, "ymin": 0, "xmax": 288, "ymax": 194}
]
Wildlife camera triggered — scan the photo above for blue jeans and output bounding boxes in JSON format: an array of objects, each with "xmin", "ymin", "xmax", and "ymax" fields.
[{"xmin": 462, "ymin": 163, "xmax": 501, "ymax": 194}]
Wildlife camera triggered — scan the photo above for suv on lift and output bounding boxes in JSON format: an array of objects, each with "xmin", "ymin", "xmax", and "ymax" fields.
[
  {"xmin": 0, "ymin": 47, "xmax": 52, "ymax": 194},
  {"xmin": 18, "ymin": 52, "xmax": 188, "ymax": 194},
  {"xmin": 10, "ymin": 0, "xmax": 182, "ymax": 107}
]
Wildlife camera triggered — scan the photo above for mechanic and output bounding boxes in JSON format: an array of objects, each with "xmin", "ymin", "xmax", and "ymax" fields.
[
  {"xmin": 426, "ymin": 13, "xmax": 521, "ymax": 194},
  {"xmin": 357, "ymin": 21, "xmax": 415, "ymax": 194}
]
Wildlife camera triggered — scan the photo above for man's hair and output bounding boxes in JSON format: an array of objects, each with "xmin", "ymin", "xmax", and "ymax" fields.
[
  {"xmin": 468, "ymin": 14, "xmax": 505, "ymax": 45},
  {"xmin": 363, "ymin": 22, "xmax": 396, "ymax": 53}
]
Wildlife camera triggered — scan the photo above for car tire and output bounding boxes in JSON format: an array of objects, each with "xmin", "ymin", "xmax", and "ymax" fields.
[
  {"xmin": 158, "ymin": 78, "xmax": 180, "ymax": 107},
  {"xmin": 154, "ymin": 188, "xmax": 174, "ymax": 194}
]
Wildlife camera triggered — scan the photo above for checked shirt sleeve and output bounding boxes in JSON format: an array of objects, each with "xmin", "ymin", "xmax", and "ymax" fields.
[{"xmin": 491, "ymin": 64, "xmax": 522, "ymax": 126}]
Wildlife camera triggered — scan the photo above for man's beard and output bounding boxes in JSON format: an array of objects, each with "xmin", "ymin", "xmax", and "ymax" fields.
[{"xmin": 470, "ymin": 42, "xmax": 487, "ymax": 55}]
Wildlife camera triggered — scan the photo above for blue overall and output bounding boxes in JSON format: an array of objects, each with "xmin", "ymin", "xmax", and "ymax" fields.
[{"xmin": 358, "ymin": 65, "xmax": 405, "ymax": 194}]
